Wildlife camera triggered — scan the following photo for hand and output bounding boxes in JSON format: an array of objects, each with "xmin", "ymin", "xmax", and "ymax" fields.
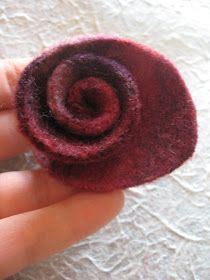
[{"xmin": 0, "ymin": 59, "xmax": 124, "ymax": 278}]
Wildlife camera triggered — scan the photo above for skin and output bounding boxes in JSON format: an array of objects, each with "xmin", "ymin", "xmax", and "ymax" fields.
[{"xmin": 0, "ymin": 59, "xmax": 124, "ymax": 278}]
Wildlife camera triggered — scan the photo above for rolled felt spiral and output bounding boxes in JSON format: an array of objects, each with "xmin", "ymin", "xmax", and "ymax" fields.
[{"xmin": 16, "ymin": 35, "xmax": 197, "ymax": 192}]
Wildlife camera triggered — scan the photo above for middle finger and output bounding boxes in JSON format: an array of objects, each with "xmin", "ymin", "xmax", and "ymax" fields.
[{"xmin": 0, "ymin": 169, "xmax": 77, "ymax": 219}]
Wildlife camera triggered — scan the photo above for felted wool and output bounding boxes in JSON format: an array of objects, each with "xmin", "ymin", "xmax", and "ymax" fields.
[{"xmin": 16, "ymin": 35, "xmax": 197, "ymax": 192}]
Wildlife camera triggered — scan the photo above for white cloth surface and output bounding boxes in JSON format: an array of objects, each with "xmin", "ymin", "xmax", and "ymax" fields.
[{"xmin": 0, "ymin": 0, "xmax": 210, "ymax": 279}]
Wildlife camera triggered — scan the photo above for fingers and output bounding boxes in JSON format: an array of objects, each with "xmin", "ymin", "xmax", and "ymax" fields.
[
  {"xmin": 0, "ymin": 169, "xmax": 78, "ymax": 218},
  {"xmin": 0, "ymin": 110, "xmax": 30, "ymax": 160},
  {"xmin": 0, "ymin": 58, "xmax": 30, "ymax": 110},
  {"xmin": 0, "ymin": 190, "xmax": 124, "ymax": 278}
]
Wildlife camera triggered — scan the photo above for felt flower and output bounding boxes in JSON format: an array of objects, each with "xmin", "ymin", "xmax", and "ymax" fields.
[{"xmin": 16, "ymin": 35, "xmax": 197, "ymax": 192}]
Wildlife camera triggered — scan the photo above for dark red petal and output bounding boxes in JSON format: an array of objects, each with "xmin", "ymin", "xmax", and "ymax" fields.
[{"xmin": 16, "ymin": 35, "xmax": 197, "ymax": 192}]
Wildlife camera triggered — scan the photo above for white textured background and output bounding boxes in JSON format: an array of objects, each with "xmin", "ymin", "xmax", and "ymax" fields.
[{"xmin": 0, "ymin": 0, "xmax": 210, "ymax": 279}]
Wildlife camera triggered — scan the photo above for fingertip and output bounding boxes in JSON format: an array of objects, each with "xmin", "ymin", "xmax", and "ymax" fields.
[
  {"xmin": 107, "ymin": 189, "xmax": 125, "ymax": 213},
  {"xmin": 67, "ymin": 189, "xmax": 125, "ymax": 236}
]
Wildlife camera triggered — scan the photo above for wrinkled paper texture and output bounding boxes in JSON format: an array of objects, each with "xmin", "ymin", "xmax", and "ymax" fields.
[{"xmin": 0, "ymin": 0, "xmax": 210, "ymax": 279}]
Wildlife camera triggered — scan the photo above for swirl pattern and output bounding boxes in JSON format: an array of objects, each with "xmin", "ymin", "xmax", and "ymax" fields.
[{"xmin": 16, "ymin": 35, "xmax": 197, "ymax": 191}]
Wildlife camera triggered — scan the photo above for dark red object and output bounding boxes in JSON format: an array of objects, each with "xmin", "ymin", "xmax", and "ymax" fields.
[{"xmin": 16, "ymin": 35, "xmax": 197, "ymax": 192}]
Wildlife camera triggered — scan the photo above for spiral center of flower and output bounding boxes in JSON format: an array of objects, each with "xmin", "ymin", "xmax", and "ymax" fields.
[
  {"xmin": 81, "ymin": 91, "xmax": 101, "ymax": 118},
  {"xmin": 67, "ymin": 77, "xmax": 120, "ymax": 122},
  {"xmin": 46, "ymin": 52, "xmax": 141, "ymax": 158}
]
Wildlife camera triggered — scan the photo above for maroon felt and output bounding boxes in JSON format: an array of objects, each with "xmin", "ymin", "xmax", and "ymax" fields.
[{"xmin": 16, "ymin": 35, "xmax": 197, "ymax": 192}]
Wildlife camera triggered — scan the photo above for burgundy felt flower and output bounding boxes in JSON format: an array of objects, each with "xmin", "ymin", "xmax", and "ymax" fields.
[{"xmin": 16, "ymin": 35, "xmax": 197, "ymax": 192}]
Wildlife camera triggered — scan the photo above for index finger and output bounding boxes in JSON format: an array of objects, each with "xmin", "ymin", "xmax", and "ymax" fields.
[{"xmin": 0, "ymin": 58, "xmax": 30, "ymax": 110}]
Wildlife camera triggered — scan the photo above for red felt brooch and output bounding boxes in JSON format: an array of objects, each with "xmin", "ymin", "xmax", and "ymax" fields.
[{"xmin": 16, "ymin": 35, "xmax": 197, "ymax": 192}]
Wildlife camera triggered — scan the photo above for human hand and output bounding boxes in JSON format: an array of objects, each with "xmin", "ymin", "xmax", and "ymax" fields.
[{"xmin": 0, "ymin": 59, "xmax": 124, "ymax": 278}]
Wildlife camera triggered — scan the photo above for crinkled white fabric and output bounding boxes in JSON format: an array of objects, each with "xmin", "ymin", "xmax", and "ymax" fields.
[{"xmin": 1, "ymin": 0, "xmax": 210, "ymax": 279}]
